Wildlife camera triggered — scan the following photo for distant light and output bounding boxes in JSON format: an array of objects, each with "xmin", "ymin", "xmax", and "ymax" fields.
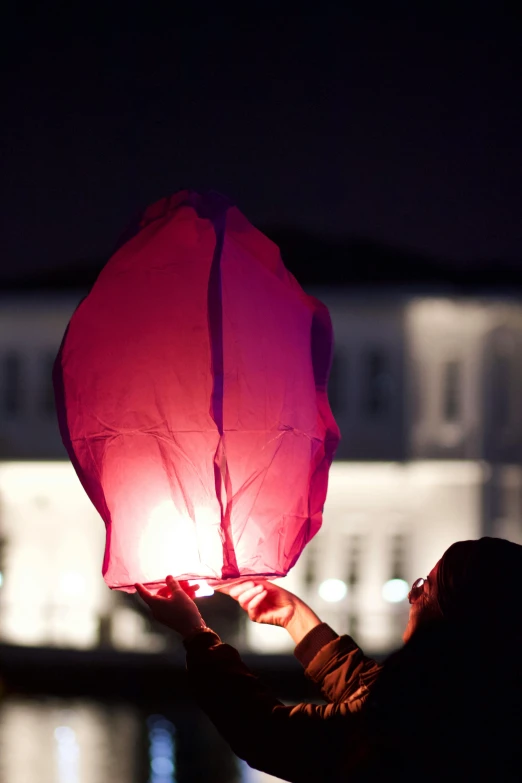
[
  {"xmin": 188, "ymin": 579, "xmax": 214, "ymax": 598},
  {"xmin": 60, "ymin": 571, "xmax": 86, "ymax": 598},
  {"xmin": 318, "ymin": 579, "xmax": 348, "ymax": 603},
  {"xmin": 382, "ymin": 578, "xmax": 409, "ymax": 603}
]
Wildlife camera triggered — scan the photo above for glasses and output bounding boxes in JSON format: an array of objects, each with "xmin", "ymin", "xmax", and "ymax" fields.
[{"xmin": 408, "ymin": 576, "xmax": 428, "ymax": 604}]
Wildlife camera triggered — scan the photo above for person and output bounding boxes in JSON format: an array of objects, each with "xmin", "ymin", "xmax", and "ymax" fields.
[{"xmin": 136, "ymin": 537, "xmax": 522, "ymax": 782}]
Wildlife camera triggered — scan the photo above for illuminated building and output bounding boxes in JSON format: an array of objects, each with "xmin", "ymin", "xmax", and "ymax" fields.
[{"xmin": 1, "ymin": 289, "xmax": 522, "ymax": 654}]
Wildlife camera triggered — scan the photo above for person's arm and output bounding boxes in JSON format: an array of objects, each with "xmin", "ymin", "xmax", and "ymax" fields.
[
  {"xmin": 227, "ymin": 581, "xmax": 383, "ymax": 708},
  {"xmin": 184, "ymin": 629, "xmax": 367, "ymax": 782},
  {"xmin": 136, "ymin": 577, "xmax": 369, "ymax": 782},
  {"xmin": 296, "ymin": 625, "xmax": 383, "ymax": 708}
]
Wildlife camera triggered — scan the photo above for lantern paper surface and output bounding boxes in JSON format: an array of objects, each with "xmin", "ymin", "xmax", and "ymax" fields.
[{"xmin": 54, "ymin": 191, "xmax": 340, "ymax": 591}]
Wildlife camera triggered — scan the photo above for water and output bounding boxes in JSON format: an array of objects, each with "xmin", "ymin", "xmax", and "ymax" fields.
[{"xmin": 0, "ymin": 696, "xmax": 282, "ymax": 782}]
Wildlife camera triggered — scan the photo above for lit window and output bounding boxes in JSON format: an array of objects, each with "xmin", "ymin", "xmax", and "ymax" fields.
[
  {"xmin": 442, "ymin": 360, "xmax": 461, "ymax": 422},
  {"xmin": 363, "ymin": 349, "xmax": 392, "ymax": 417},
  {"xmin": 2, "ymin": 353, "xmax": 22, "ymax": 415}
]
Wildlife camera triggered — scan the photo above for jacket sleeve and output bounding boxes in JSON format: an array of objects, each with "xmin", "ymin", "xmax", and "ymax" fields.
[
  {"xmin": 295, "ymin": 624, "xmax": 383, "ymax": 710},
  {"xmin": 184, "ymin": 630, "xmax": 369, "ymax": 783}
]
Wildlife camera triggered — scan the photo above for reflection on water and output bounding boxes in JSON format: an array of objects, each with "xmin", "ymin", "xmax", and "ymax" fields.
[
  {"xmin": 0, "ymin": 697, "xmax": 282, "ymax": 782},
  {"xmin": 147, "ymin": 715, "xmax": 176, "ymax": 782},
  {"xmin": 0, "ymin": 699, "xmax": 139, "ymax": 783}
]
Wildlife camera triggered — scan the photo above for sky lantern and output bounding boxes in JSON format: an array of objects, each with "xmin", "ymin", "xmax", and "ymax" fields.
[{"xmin": 54, "ymin": 191, "xmax": 340, "ymax": 592}]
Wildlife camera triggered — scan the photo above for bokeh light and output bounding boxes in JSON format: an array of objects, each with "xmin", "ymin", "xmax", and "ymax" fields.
[
  {"xmin": 382, "ymin": 578, "xmax": 409, "ymax": 603},
  {"xmin": 318, "ymin": 578, "xmax": 348, "ymax": 603}
]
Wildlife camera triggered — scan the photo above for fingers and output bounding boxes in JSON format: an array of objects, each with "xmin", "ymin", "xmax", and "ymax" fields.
[
  {"xmin": 156, "ymin": 585, "xmax": 174, "ymax": 598},
  {"xmin": 137, "ymin": 577, "xmax": 201, "ymax": 604},
  {"xmin": 135, "ymin": 583, "xmax": 153, "ymax": 602},
  {"xmin": 178, "ymin": 580, "xmax": 199, "ymax": 597},
  {"xmin": 247, "ymin": 588, "xmax": 267, "ymax": 614},
  {"xmin": 227, "ymin": 581, "xmax": 258, "ymax": 600},
  {"xmin": 166, "ymin": 575, "xmax": 182, "ymax": 593},
  {"xmin": 236, "ymin": 584, "xmax": 265, "ymax": 611},
  {"xmin": 136, "ymin": 581, "xmax": 183, "ymax": 602}
]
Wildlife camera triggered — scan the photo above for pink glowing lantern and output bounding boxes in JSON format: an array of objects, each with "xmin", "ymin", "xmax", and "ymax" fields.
[{"xmin": 54, "ymin": 192, "xmax": 340, "ymax": 592}]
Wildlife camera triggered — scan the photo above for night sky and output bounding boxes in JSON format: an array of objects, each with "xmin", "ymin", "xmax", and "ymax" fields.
[{"xmin": 2, "ymin": 2, "xmax": 521, "ymax": 281}]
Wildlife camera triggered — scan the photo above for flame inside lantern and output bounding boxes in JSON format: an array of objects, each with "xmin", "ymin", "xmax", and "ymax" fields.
[{"xmin": 139, "ymin": 502, "xmax": 222, "ymax": 583}]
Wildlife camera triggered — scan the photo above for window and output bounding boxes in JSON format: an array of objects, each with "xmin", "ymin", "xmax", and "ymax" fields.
[
  {"xmin": 347, "ymin": 613, "xmax": 359, "ymax": 639},
  {"xmin": 345, "ymin": 534, "xmax": 361, "ymax": 588},
  {"xmin": 40, "ymin": 352, "xmax": 57, "ymax": 416},
  {"xmin": 496, "ymin": 484, "xmax": 518, "ymax": 522},
  {"xmin": 2, "ymin": 353, "xmax": 22, "ymax": 415},
  {"xmin": 492, "ymin": 354, "xmax": 510, "ymax": 431},
  {"xmin": 410, "ymin": 359, "xmax": 423, "ymax": 423},
  {"xmin": 363, "ymin": 349, "xmax": 392, "ymax": 417},
  {"xmin": 390, "ymin": 533, "xmax": 407, "ymax": 581},
  {"xmin": 442, "ymin": 360, "xmax": 461, "ymax": 423},
  {"xmin": 344, "ymin": 536, "xmax": 362, "ymax": 638},
  {"xmin": 328, "ymin": 351, "xmax": 345, "ymax": 416},
  {"xmin": 303, "ymin": 541, "xmax": 318, "ymax": 589}
]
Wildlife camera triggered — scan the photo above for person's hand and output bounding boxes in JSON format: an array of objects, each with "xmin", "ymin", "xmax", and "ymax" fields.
[
  {"xmin": 224, "ymin": 580, "xmax": 321, "ymax": 645},
  {"xmin": 135, "ymin": 575, "xmax": 207, "ymax": 639},
  {"xmin": 225, "ymin": 580, "xmax": 299, "ymax": 627}
]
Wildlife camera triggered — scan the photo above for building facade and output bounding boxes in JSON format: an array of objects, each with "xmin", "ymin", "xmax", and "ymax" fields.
[{"xmin": 1, "ymin": 289, "xmax": 522, "ymax": 654}]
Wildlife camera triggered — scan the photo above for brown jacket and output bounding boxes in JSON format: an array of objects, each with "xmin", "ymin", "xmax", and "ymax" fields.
[
  {"xmin": 185, "ymin": 620, "xmax": 522, "ymax": 782},
  {"xmin": 184, "ymin": 623, "xmax": 382, "ymax": 782}
]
